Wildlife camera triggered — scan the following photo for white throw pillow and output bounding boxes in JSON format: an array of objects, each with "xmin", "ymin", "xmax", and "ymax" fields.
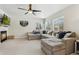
[
  {"xmin": 64, "ymin": 33, "xmax": 72, "ymax": 38},
  {"xmin": 52, "ymin": 33, "xmax": 54, "ymax": 37},
  {"xmin": 55, "ymin": 33, "xmax": 59, "ymax": 38}
]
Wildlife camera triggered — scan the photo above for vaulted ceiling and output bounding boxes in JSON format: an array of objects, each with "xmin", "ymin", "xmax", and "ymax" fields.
[{"xmin": 0, "ymin": 4, "xmax": 70, "ymax": 18}]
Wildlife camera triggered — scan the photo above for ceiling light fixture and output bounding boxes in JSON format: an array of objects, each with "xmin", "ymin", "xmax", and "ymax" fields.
[{"xmin": 18, "ymin": 4, "xmax": 41, "ymax": 15}]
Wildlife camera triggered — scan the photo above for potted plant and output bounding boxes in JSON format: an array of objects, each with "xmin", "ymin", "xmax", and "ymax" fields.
[{"xmin": 2, "ymin": 14, "xmax": 10, "ymax": 26}]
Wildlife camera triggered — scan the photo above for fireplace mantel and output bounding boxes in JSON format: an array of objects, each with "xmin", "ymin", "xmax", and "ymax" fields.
[{"xmin": 0, "ymin": 26, "xmax": 9, "ymax": 31}]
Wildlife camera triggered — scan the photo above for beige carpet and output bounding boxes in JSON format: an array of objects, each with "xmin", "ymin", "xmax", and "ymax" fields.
[{"xmin": 0, "ymin": 39, "xmax": 44, "ymax": 55}]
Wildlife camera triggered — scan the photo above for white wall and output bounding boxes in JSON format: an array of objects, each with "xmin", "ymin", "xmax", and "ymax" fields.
[
  {"xmin": 0, "ymin": 9, "xmax": 43, "ymax": 38},
  {"xmin": 0, "ymin": 9, "xmax": 4, "ymax": 14},
  {"xmin": 8, "ymin": 14, "xmax": 43, "ymax": 38},
  {"xmin": 64, "ymin": 5, "xmax": 79, "ymax": 37}
]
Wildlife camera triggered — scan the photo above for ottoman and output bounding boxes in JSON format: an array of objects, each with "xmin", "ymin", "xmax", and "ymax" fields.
[{"xmin": 41, "ymin": 39, "xmax": 65, "ymax": 55}]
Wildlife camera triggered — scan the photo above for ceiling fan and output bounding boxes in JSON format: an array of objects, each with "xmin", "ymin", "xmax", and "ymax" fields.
[{"xmin": 18, "ymin": 4, "xmax": 41, "ymax": 15}]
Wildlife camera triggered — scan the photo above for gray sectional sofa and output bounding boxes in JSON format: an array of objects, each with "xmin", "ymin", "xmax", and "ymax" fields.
[{"xmin": 41, "ymin": 32, "xmax": 76, "ymax": 55}]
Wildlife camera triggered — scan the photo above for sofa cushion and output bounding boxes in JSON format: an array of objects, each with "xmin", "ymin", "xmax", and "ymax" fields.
[
  {"xmin": 41, "ymin": 38, "xmax": 65, "ymax": 55},
  {"xmin": 32, "ymin": 31, "xmax": 40, "ymax": 34},
  {"xmin": 58, "ymin": 32, "xmax": 66, "ymax": 39},
  {"xmin": 41, "ymin": 39, "xmax": 64, "ymax": 49}
]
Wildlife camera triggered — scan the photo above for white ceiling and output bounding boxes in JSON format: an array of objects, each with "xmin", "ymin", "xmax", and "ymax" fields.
[{"xmin": 0, "ymin": 4, "xmax": 70, "ymax": 18}]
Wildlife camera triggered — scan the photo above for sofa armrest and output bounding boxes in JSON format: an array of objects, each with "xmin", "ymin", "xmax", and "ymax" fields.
[{"xmin": 62, "ymin": 38, "xmax": 76, "ymax": 54}]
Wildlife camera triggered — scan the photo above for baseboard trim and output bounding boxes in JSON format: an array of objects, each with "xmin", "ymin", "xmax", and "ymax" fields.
[{"xmin": 15, "ymin": 36, "xmax": 27, "ymax": 39}]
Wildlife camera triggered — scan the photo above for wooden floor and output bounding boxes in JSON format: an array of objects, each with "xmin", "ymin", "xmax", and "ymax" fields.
[
  {"xmin": 0, "ymin": 39, "xmax": 44, "ymax": 55},
  {"xmin": 0, "ymin": 39, "xmax": 78, "ymax": 55}
]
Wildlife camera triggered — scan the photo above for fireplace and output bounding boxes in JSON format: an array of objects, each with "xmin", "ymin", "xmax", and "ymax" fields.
[{"xmin": 0, "ymin": 31, "xmax": 7, "ymax": 43}]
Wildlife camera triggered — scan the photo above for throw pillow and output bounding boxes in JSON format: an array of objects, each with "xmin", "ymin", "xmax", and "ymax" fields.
[
  {"xmin": 64, "ymin": 33, "xmax": 72, "ymax": 38},
  {"xmin": 58, "ymin": 31, "xmax": 66, "ymax": 39}
]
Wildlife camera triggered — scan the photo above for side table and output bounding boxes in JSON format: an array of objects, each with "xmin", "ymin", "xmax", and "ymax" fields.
[{"xmin": 75, "ymin": 40, "xmax": 79, "ymax": 54}]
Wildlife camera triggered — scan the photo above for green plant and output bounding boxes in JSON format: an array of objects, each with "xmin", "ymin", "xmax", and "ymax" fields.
[{"xmin": 2, "ymin": 14, "xmax": 10, "ymax": 25}]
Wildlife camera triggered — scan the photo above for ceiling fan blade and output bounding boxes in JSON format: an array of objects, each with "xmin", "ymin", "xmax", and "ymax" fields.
[
  {"xmin": 32, "ymin": 10, "xmax": 41, "ymax": 12},
  {"xmin": 18, "ymin": 8, "xmax": 27, "ymax": 10},
  {"xmin": 18, "ymin": 4, "xmax": 42, "ymax": 15},
  {"xmin": 32, "ymin": 12, "xmax": 36, "ymax": 15},
  {"xmin": 25, "ymin": 12, "xmax": 28, "ymax": 14}
]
